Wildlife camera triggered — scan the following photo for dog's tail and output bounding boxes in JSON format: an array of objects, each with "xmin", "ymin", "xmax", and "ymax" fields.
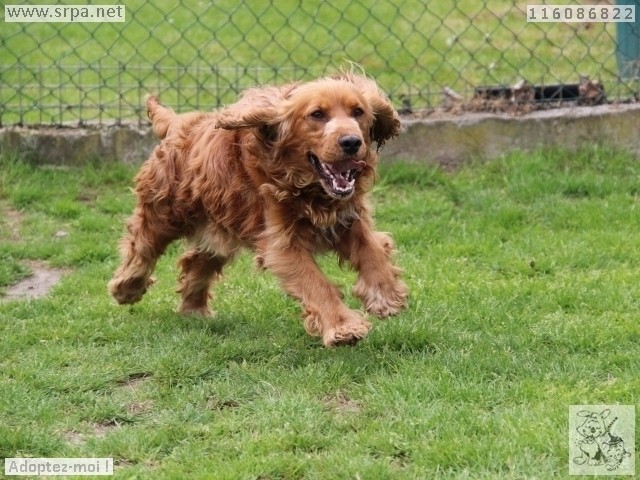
[{"xmin": 146, "ymin": 95, "xmax": 176, "ymax": 140}]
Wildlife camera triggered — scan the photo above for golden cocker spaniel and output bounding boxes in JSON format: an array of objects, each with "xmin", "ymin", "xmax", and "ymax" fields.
[{"xmin": 108, "ymin": 72, "xmax": 408, "ymax": 346}]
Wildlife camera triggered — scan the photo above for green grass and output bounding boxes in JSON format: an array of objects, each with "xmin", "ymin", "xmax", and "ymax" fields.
[
  {"xmin": 1, "ymin": 0, "xmax": 628, "ymax": 124},
  {"xmin": 1, "ymin": 147, "xmax": 639, "ymax": 479}
]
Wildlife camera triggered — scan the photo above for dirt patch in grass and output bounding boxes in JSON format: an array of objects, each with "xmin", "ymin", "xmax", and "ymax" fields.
[
  {"xmin": 63, "ymin": 431, "xmax": 86, "ymax": 445},
  {"xmin": 115, "ymin": 372, "xmax": 153, "ymax": 390},
  {"xmin": 1, "ymin": 205, "xmax": 22, "ymax": 241},
  {"xmin": 1, "ymin": 203, "xmax": 68, "ymax": 301},
  {"xmin": 63, "ymin": 422, "xmax": 117, "ymax": 446},
  {"xmin": 323, "ymin": 391, "xmax": 362, "ymax": 414},
  {"xmin": 2, "ymin": 260, "xmax": 67, "ymax": 301},
  {"xmin": 207, "ymin": 396, "xmax": 240, "ymax": 411},
  {"xmin": 116, "ymin": 373, "xmax": 154, "ymax": 416},
  {"xmin": 127, "ymin": 400, "xmax": 154, "ymax": 415}
]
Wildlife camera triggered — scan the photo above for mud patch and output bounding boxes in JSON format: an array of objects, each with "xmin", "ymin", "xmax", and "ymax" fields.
[
  {"xmin": 63, "ymin": 430, "xmax": 86, "ymax": 446},
  {"xmin": 323, "ymin": 391, "xmax": 362, "ymax": 414},
  {"xmin": 115, "ymin": 372, "xmax": 153, "ymax": 390},
  {"xmin": 127, "ymin": 400, "xmax": 154, "ymax": 415},
  {"xmin": 207, "ymin": 396, "xmax": 240, "ymax": 411},
  {"xmin": 63, "ymin": 422, "xmax": 116, "ymax": 446},
  {"xmin": 1, "ymin": 203, "xmax": 68, "ymax": 301},
  {"xmin": 2, "ymin": 261, "xmax": 67, "ymax": 301},
  {"xmin": 1, "ymin": 205, "xmax": 23, "ymax": 241}
]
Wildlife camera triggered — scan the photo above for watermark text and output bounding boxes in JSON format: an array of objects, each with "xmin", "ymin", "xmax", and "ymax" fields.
[
  {"xmin": 5, "ymin": 458, "xmax": 114, "ymax": 476},
  {"xmin": 4, "ymin": 5, "xmax": 125, "ymax": 23},
  {"xmin": 527, "ymin": 5, "xmax": 635, "ymax": 22}
]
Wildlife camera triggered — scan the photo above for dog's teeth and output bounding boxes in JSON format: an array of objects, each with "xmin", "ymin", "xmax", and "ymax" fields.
[{"xmin": 316, "ymin": 159, "xmax": 356, "ymax": 197}]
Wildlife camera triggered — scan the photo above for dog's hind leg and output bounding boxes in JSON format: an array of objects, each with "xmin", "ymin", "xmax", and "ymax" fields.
[
  {"xmin": 177, "ymin": 248, "xmax": 230, "ymax": 316},
  {"xmin": 108, "ymin": 204, "xmax": 179, "ymax": 305}
]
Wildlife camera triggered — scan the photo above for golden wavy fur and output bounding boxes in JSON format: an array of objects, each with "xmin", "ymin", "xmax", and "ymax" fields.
[{"xmin": 108, "ymin": 72, "xmax": 408, "ymax": 346}]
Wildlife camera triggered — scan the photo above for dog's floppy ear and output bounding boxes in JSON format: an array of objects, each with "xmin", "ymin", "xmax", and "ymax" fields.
[
  {"xmin": 338, "ymin": 73, "xmax": 401, "ymax": 149},
  {"xmin": 216, "ymin": 83, "xmax": 297, "ymax": 131}
]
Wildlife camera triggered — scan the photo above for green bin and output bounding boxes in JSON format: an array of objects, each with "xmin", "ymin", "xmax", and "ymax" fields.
[{"xmin": 617, "ymin": 0, "xmax": 640, "ymax": 78}]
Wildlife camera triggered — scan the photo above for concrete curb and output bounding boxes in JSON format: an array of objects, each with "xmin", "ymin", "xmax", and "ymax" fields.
[
  {"xmin": 0, "ymin": 124, "xmax": 156, "ymax": 166},
  {"xmin": 1, "ymin": 103, "xmax": 639, "ymax": 166},
  {"xmin": 385, "ymin": 103, "xmax": 640, "ymax": 167}
]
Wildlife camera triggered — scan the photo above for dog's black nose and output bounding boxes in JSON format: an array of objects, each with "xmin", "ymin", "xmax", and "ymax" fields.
[{"xmin": 339, "ymin": 135, "xmax": 362, "ymax": 155}]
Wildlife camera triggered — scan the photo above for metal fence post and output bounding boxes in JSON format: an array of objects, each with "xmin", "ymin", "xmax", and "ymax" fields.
[{"xmin": 616, "ymin": 0, "xmax": 640, "ymax": 78}]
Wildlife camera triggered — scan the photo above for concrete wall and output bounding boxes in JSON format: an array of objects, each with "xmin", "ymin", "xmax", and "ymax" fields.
[
  {"xmin": 0, "ymin": 125, "xmax": 156, "ymax": 166},
  {"xmin": 1, "ymin": 103, "xmax": 639, "ymax": 166},
  {"xmin": 385, "ymin": 103, "xmax": 640, "ymax": 168}
]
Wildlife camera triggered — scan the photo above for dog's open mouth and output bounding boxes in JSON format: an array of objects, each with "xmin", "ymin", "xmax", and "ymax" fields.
[{"xmin": 308, "ymin": 153, "xmax": 366, "ymax": 198}]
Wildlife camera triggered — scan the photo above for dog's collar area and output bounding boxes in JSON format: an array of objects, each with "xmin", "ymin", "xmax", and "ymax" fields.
[{"xmin": 308, "ymin": 153, "xmax": 365, "ymax": 198}]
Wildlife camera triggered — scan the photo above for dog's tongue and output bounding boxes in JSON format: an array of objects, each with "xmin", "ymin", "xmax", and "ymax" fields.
[
  {"xmin": 324, "ymin": 159, "xmax": 365, "ymax": 191},
  {"xmin": 327, "ymin": 159, "xmax": 366, "ymax": 174}
]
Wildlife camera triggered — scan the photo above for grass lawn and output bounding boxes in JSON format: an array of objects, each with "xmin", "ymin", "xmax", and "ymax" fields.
[{"xmin": 1, "ymin": 146, "xmax": 639, "ymax": 479}]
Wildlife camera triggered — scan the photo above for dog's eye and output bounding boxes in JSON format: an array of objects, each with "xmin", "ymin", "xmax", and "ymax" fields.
[
  {"xmin": 352, "ymin": 107, "xmax": 364, "ymax": 118},
  {"xmin": 310, "ymin": 110, "xmax": 326, "ymax": 120}
]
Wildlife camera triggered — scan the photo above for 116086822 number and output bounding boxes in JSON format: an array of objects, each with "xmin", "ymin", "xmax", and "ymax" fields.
[{"xmin": 527, "ymin": 5, "xmax": 636, "ymax": 22}]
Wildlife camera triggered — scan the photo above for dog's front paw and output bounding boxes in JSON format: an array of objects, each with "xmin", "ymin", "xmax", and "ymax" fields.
[
  {"xmin": 321, "ymin": 310, "xmax": 372, "ymax": 347},
  {"xmin": 108, "ymin": 275, "xmax": 156, "ymax": 305},
  {"xmin": 178, "ymin": 303, "xmax": 213, "ymax": 317},
  {"xmin": 354, "ymin": 278, "xmax": 408, "ymax": 317}
]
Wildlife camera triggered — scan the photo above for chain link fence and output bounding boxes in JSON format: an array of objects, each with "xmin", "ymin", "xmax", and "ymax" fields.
[{"xmin": 1, "ymin": 0, "xmax": 638, "ymax": 126}]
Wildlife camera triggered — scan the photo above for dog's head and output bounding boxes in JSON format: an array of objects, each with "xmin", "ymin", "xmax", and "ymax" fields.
[
  {"xmin": 576, "ymin": 409, "xmax": 610, "ymax": 439},
  {"xmin": 216, "ymin": 74, "xmax": 400, "ymax": 199}
]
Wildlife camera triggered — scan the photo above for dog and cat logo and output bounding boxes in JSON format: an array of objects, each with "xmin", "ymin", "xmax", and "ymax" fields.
[{"xmin": 569, "ymin": 405, "xmax": 635, "ymax": 476}]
